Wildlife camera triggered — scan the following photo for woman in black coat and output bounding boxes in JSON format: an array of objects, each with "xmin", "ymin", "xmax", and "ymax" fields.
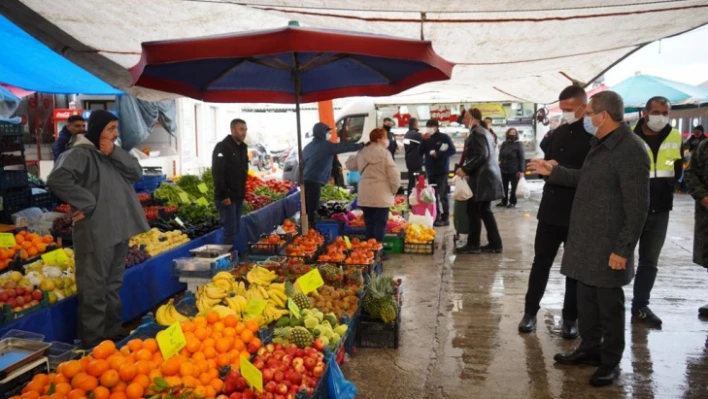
[
  {"xmin": 456, "ymin": 108, "xmax": 505, "ymax": 253},
  {"xmin": 497, "ymin": 128, "xmax": 525, "ymax": 208}
]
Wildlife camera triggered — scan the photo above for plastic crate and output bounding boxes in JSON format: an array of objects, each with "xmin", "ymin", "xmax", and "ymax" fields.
[
  {"xmin": 342, "ymin": 224, "xmax": 365, "ymax": 235},
  {"xmin": 403, "ymin": 240, "xmax": 435, "ymax": 254},
  {"xmin": 133, "ymin": 174, "xmax": 166, "ymax": 192},
  {"xmin": 173, "ymin": 255, "xmax": 235, "ymax": 278},
  {"xmin": 248, "ymin": 240, "xmax": 287, "ymax": 256},
  {"xmin": 1, "ymin": 188, "xmax": 30, "ymax": 212},
  {"xmin": 0, "ymin": 135, "xmax": 22, "ymax": 153},
  {"xmin": 315, "ymin": 220, "xmax": 343, "ymax": 244},
  {"xmin": 355, "ymin": 307, "xmax": 400, "ymax": 349},
  {"xmin": 383, "ymin": 234, "xmax": 404, "ymax": 254},
  {"xmin": 1, "ymin": 329, "xmax": 45, "ymax": 341},
  {"xmin": 0, "ymin": 171, "xmax": 28, "ymax": 190},
  {"xmin": 47, "ymin": 341, "xmax": 78, "ymax": 371},
  {"xmin": 29, "ymin": 192, "xmax": 53, "ymax": 208},
  {"xmin": 0, "ymin": 122, "xmax": 22, "ymax": 137},
  {"xmin": 116, "ymin": 315, "xmax": 166, "ymax": 349},
  {"xmin": 0, "ymin": 154, "xmax": 25, "ymax": 166}
]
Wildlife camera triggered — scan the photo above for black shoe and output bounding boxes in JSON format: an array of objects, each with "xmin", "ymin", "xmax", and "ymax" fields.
[
  {"xmin": 481, "ymin": 245, "xmax": 503, "ymax": 253},
  {"xmin": 632, "ymin": 306, "xmax": 663, "ymax": 327},
  {"xmin": 456, "ymin": 245, "xmax": 481, "ymax": 254},
  {"xmin": 507, "ymin": 203, "xmax": 516, "ymax": 208},
  {"xmin": 495, "ymin": 202, "xmax": 507, "ymax": 207},
  {"xmin": 561, "ymin": 320, "xmax": 579, "ymax": 340},
  {"xmin": 699, "ymin": 304, "xmax": 708, "ymax": 318},
  {"xmin": 433, "ymin": 220, "xmax": 450, "ymax": 227},
  {"xmin": 590, "ymin": 365, "xmax": 620, "ymax": 387},
  {"xmin": 518, "ymin": 314, "xmax": 536, "ymax": 333},
  {"xmin": 554, "ymin": 349, "xmax": 601, "ymax": 366}
]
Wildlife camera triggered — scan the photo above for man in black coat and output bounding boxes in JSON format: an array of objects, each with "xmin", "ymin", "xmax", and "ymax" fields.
[
  {"xmin": 518, "ymin": 85, "xmax": 591, "ymax": 339},
  {"xmin": 383, "ymin": 117, "xmax": 398, "ymax": 159},
  {"xmin": 529, "ymin": 91, "xmax": 650, "ymax": 387},
  {"xmin": 403, "ymin": 118, "xmax": 424, "ymax": 199}
]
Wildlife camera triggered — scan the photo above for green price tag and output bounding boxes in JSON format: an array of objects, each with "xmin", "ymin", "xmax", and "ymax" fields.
[
  {"xmin": 178, "ymin": 192, "xmax": 190, "ymax": 204},
  {"xmin": 197, "ymin": 183, "xmax": 208, "ymax": 193},
  {"xmin": 195, "ymin": 197, "xmax": 209, "ymax": 206},
  {"xmin": 0, "ymin": 233, "xmax": 16, "ymax": 248},
  {"xmin": 245, "ymin": 298, "xmax": 268, "ymax": 316},
  {"xmin": 41, "ymin": 249, "xmax": 69, "ymax": 265},
  {"xmin": 343, "ymin": 236, "xmax": 352, "ymax": 250},
  {"xmin": 156, "ymin": 322, "xmax": 186, "ymax": 360},
  {"xmin": 296, "ymin": 268, "xmax": 324, "ymax": 295},
  {"xmin": 287, "ymin": 298, "xmax": 301, "ymax": 319},
  {"xmin": 240, "ymin": 355, "xmax": 263, "ymax": 392}
]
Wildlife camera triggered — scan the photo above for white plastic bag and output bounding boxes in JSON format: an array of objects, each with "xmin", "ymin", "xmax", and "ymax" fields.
[
  {"xmin": 408, "ymin": 189, "xmax": 419, "ymax": 206},
  {"xmin": 408, "ymin": 210, "xmax": 434, "ymax": 228},
  {"xmin": 420, "ymin": 186, "xmax": 435, "ymax": 204},
  {"xmin": 453, "ymin": 176, "xmax": 473, "ymax": 201},
  {"xmin": 516, "ymin": 177, "xmax": 530, "ymax": 199}
]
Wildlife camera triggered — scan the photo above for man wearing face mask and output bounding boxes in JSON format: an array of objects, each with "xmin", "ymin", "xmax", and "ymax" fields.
[
  {"xmin": 630, "ymin": 96, "xmax": 683, "ymax": 327},
  {"xmin": 383, "ymin": 117, "xmax": 398, "ymax": 159},
  {"xmin": 419, "ymin": 119, "xmax": 456, "ymax": 226},
  {"xmin": 518, "ymin": 85, "xmax": 592, "ymax": 338},
  {"xmin": 48, "ymin": 110, "xmax": 149, "ymax": 347},
  {"xmin": 529, "ymin": 91, "xmax": 649, "ymax": 387}
]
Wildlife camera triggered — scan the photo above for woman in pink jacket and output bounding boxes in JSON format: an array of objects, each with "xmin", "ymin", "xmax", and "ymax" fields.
[{"xmin": 346, "ymin": 128, "xmax": 401, "ymax": 243}]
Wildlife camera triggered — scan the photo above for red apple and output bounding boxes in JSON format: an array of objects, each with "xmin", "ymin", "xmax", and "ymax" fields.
[
  {"xmin": 313, "ymin": 338, "xmax": 326, "ymax": 351},
  {"xmin": 217, "ymin": 395, "xmax": 230, "ymax": 399},
  {"xmin": 253, "ymin": 359, "xmax": 265, "ymax": 370},
  {"xmin": 273, "ymin": 350, "xmax": 285, "ymax": 361},
  {"xmin": 276, "ymin": 383, "xmax": 288, "ymax": 395},
  {"xmin": 273, "ymin": 343, "xmax": 283, "ymax": 351},
  {"xmin": 274, "ymin": 371, "xmax": 284, "ymax": 383},
  {"xmin": 248, "ymin": 343, "xmax": 259, "ymax": 354},
  {"xmin": 7, "ymin": 298, "xmax": 17, "ymax": 308},
  {"xmin": 15, "ymin": 296, "xmax": 25, "ymax": 306},
  {"xmin": 229, "ymin": 394, "xmax": 243, "ymax": 399},
  {"xmin": 15, "ymin": 287, "xmax": 25, "ymax": 296},
  {"xmin": 292, "ymin": 358, "xmax": 304, "ymax": 368},
  {"xmin": 265, "ymin": 381, "xmax": 277, "ymax": 393},
  {"xmin": 23, "ymin": 294, "xmax": 31, "ymax": 303},
  {"xmin": 281, "ymin": 355, "xmax": 292, "ymax": 366},
  {"xmin": 224, "ymin": 379, "xmax": 238, "ymax": 394},
  {"xmin": 312, "ymin": 365, "xmax": 324, "ymax": 378},
  {"xmin": 296, "ymin": 349, "xmax": 305, "ymax": 358},
  {"xmin": 262, "ymin": 368, "xmax": 274, "ymax": 382},
  {"xmin": 6, "ymin": 288, "xmax": 16, "ymax": 298},
  {"xmin": 294, "ymin": 365, "xmax": 306, "ymax": 375},
  {"xmin": 235, "ymin": 377, "xmax": 248, "ymax": 392},
  {"xmin": 306, "ymin": 388, "xmax": 314, "ymax": 396},
  {"xmin": 242, "ymin": 392, "xmax": 254, "ymax": 399},
  {"xmin": 287, "ymin": 371, "xmax": 301, "ymax": 385},
  {"xmin": 257, "ymin": 347, "xmax": 267, "ymax": 356},
  {"xmin": 303, "ymin": 357, "xmax": 316, "ymax": 370},
  {"xmin": 0, "ymin": 291, "xmax": 8, "ymax": 302}
]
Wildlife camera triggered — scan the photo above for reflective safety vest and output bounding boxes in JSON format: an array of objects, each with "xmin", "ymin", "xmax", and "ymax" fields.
[{"xmin": 635, "ymin": 127, "xmax": 682, "ymax": 179}]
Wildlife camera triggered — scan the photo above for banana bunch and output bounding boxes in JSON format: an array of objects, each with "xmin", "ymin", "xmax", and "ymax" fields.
[
  {"xmin": 196, "ymin": 282, "xmax": 229, "ymax": 313},
  {"xmin": 209, "ymin": 304, "xmax": 238, "ymax": 319},
  {"xmin": 246, "ymin": 266, "xmax": 278, "ymax": 286},
  {"xmin": 262, "ymin": 302, "xmax": 290, "ymax": 325},
  {"xmin": 267, "ymin": 283, "xmax": 288, "ymax": 308},
  {"xmin": 225, "ymin": 295, "xmax": 249, "ymax": 313},
  {"xmin": 156, "ymin": 299, "xmax": 189, "ymax": 326}
]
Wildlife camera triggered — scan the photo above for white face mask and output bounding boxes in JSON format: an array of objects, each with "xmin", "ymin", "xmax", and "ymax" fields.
[
  {"xmin": 646, "ymin": 115, "xmax": 669, "ymax": 132},
  {"xmin": 562, "ymin": 111, "xmax": 580, "ymax": 124},
  {"xmin": 325, "ymin": 133, "xmax": 331, "ymax": 140}
]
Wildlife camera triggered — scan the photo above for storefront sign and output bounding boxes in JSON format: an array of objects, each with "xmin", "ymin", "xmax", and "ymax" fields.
[
  {"xmin": 430, "ymin": 104, "xmax": 452, "ymax": 122},
  {"xmin": 469, "ymin": 103, "xmax": 506, "ymax": 118}
]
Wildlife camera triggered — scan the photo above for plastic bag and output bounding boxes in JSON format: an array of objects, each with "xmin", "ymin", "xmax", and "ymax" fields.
[
  {"xmin": 420, "ymin": 186, "xmax": 435, "ymax": 204},
  {"xmin": 452, "ymin": 176, "xmax": 473, "ymax": 201},
  {"xmin": 347, "ymin": 170, "xmax": 360, "ymax": 185},
  {"xmin": 327, "ymin": 353, "xmax": 358, "ymax": 399},
  {"xmin": 408, "ymin": 188, "xmax": 419, "ymax": 206},
  {"xmin": 453, "ymin": 200, "xmax": 470, "ymax": 234},
  {"xmin": 409, "ymin": 210, "xmax": 435, "ymax": 228},
  {"xmin": 11, "ymin": 207, "xmax": 43, "ymax": 228},
  {"xmin": 516, "ymin": 177, "xmax": 531, "ymax": 199}
]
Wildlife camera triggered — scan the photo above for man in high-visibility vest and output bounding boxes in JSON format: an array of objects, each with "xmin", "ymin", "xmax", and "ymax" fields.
[{"xmin": 631, "ymin": 96, "xmax": 684, "ymax": 327}]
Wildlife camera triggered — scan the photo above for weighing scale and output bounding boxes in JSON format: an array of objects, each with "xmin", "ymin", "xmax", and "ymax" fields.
[{"xmin": 0, "ymin": 338, "xmax": 50, "ymax": 397}]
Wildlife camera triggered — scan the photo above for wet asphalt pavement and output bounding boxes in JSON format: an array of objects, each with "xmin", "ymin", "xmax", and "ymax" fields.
[{"xmin": 341, "ymin": 190, "xmax": 708, "ymax": 399}]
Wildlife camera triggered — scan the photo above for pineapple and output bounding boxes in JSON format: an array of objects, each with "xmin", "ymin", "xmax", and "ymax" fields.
[
  {"xmin": 286, "ymin": 281, "xmax": 313, "ymax": 310},
  {"xmin": 273, "ymin": 327, "xmax": 292, "ymax": 346},
  {"xmin": 289, "ymin": 326, "xmax": 314, "ymax": 348},
  {"xmin": 363, "ymin": 275, "xmax": 395, "ymax": 318},
  {"xmin": 379, "ymin": 298, "xmax": 398, "ymax": 323}
]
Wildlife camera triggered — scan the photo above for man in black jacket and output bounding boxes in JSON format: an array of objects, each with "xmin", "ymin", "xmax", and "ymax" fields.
[
  {"xmin": 687, "ymin": 125, "xmax": 706, "ymax": 154},
  {"xmin": 630, "ymin": 96, "xmax": 683, "ymax": 327},
  {"xmin": 518, "ymin": 85, "xmax": 592, "ymax": 339},
  {"xmin": 212, "ymin": 119, "xmax": 249, "ymax": 252},
  {"xmin": 403, "ymin": 118, "xmax": 424, "ymax": 199},
  {"xmin": 383, "ymin": 117, "xmax": 398, "ymax": 159},
  {"xmin": 419, "ymin": 119, "xmax": 456, "ymax": 226}
]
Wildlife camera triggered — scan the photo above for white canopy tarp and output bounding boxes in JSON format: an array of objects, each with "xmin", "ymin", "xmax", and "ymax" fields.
[{"xmin": 2, "ymin": 0, "xmax": 707, "ymax": 103}]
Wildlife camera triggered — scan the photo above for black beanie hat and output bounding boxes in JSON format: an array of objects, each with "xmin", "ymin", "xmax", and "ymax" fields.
[{"xmin": 86, "ymin": 110, "xmax": 118, "ymax": 148}]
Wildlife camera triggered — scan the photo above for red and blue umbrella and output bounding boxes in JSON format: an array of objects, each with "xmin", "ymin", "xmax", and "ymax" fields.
[{"xmin": 130, "ymin": 25, "xmax": 454, "ymax": 229}]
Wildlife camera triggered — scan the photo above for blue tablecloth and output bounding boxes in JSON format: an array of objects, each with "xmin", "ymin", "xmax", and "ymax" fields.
[{"xmin": 0, "ymin": 193, "xmax": 301, "ymax": 343}]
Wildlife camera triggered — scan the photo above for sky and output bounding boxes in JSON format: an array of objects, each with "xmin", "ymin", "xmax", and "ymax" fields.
[{"xmin": 604, "ymin": 25, "xmax": 708, "ymax": 86}]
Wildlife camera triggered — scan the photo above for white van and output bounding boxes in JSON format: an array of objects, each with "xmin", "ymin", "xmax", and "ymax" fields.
[{"xmin": 283, "ymin": 97, "xmax": 540, "ymax": 183}]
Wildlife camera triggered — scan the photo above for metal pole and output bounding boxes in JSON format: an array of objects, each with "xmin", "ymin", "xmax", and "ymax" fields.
[{"xmin": 293, "ymin": 55, "xmax": 308, "ymax": 233}]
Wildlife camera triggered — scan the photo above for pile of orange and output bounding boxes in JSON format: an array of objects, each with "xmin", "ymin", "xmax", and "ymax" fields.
[
  {"xmin": 0, "ymin": 231, "xmax": 55, "ymax": 269},
  {"xmin": 12, "ymin": 312, "xmax": 262, "ymax": 399}
]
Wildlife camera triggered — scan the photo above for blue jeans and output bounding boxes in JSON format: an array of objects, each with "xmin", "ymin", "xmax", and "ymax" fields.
[
  {"xmin": 215, "ymin": 199, "xmax": 243, "ymax": 251},
  {"xmin": 361, "ymin": 207, "xmax": 389, "ymax": 243}
]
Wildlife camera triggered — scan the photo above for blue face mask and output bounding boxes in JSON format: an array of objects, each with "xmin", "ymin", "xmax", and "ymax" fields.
[{"xmin": 583, "ymin": 115, "xmax": 597, "ymax": 136}]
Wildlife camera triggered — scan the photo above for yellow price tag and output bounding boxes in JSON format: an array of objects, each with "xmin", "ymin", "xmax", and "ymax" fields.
[
  {"xmin": 178, "ymin": 192, "xmax": 190, "ymax": 204},
  {"xmin": 156, "ymin": 322, "xmax": 186, "ymax": 360},
  {"xmin": 245, "ymin": 299, "xmax": 268, "ymax": 316},
  {"xmin": 195, "ymin": 197, "xmax": 209, "ymax": 206},
  {"xmin": 197, "ymin": 183, "xmax": 208, "ymax": 193},
  {"xmin": 296, "ymin": 268, "xmax": 324, "ymax": 295},
  {"xmin": 41, "ymin": 249, "xmax": 69, "ymax": 265},
  {"xmin": 287, "ymin": 298, "xmax": 301, "ymax": 319},
  {"xmin": 240, "ymin": 355, "xmax": 263, "ymax": 392},
  {"xmin": 0, "ymin": 233, "xmax": 16, "ymax": 248},
  {"xmin": 343, "ymin": 236, "xmax": 352, "ymax": 250}
]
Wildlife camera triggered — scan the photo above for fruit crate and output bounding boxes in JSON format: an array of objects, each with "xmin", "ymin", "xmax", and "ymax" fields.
[
  {"xmin": 0, "ymin": 121, "xmax": 22, "ymax": 137},
  {"xmin": 1, "ymin": 291, "xmax": 50, "ymax": 324},
  {"xmin": 47, "ymin": 341, "xmax": 78, "ymax": 371},
  {"xmin": 281, "ymin": 247, "xmax": 322, "ymax": 264},
  {"xmin": 0, "ymin": 170, "xmax": 28, "ymax": 190},
  {"xmin": 0, "ymin": 135, "xmax": 23, "ymax": 153},
  {"xmin": 314, "ymin": 220, "xmax": 343, "ymax": 244},
  {"xmin": 1, "ymin": 188, "xmax": 30, "ymax": 214},
  {"xmin": 383, "ymin": 233, "xmax": 404, "ymax": 254},
  {"xmin": 0, "ymin": 154, "xmax": 25, "ymax": 167},
  {"xmin": 403, "ymin": 240, "xmax": 435, "ymax": 255},
  {"xmin": 248, "ymin": 239, "xmax": 287, "ymax": 256},
  {"xmin": 29, "ymin": 192, "xmax": 54, "ymax": 208},
  {"xmin": 342, "ymin": 224, "xmax": 365, "ymax": 235},
  {"xmin": 355, "ymin": 309, "xmax": 401, "ymax": 349},
  {"xmin": 116, "ymin": 314, "xmax": 166, "ymax": 349}
]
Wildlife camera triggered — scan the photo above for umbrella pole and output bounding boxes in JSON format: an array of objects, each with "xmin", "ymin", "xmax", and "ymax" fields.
[{"xmin": 293, "ymin": 67, "xmax": 308, "ymax": 233}]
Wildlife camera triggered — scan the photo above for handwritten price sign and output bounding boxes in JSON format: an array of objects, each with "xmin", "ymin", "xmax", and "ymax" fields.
[
  {"xmin": 296, "ymin": 268, "xmax": 324, "ymax": 295},
  {"xmin": 156, "ymin": 322, "xmax": 186, "ymax": 360}
]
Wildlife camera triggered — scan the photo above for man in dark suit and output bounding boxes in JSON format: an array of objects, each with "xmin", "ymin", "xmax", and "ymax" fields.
[
  {"xmin": 529, "ymin": 91, "xmax": 650, "ymax": 387},
  {"xmin": 518, "ymin": 86, "xmax": 592, "ymax": 339}
]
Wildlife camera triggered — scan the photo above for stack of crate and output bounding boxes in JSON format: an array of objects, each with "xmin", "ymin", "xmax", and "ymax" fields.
[{"xmin": 0, "ymin": 121, "xmax": 29, "ymax": 223}]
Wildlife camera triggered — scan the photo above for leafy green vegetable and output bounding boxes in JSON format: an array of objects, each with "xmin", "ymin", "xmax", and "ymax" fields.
[
  {"xmin": 153, "ymin": 183, "xmax": 194, "ymax": 206},
  {"xmin": 321, "ymin": 184, "xmax": 354, "ymax": 202}
]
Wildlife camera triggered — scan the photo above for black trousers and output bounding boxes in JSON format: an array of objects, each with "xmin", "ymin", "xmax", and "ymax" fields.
[
  {"xmin": 467, "ymin": 200, "xmax": 502, "ymax": 248},
  {"xmin": 632, "ymin": 211, "xmax": 670, "ymax": 310},
  {"xmin": 304, "ymin": 180, "xmax": 322, "ymax": 226},
  {"xmin": 501, "ymin": 173, "xmax": 520, "ymax": 205},
  {"xmin": 524, "ymin": 221, "xmax": 578, "ymax": 321},
  {"xmin": 577, "ymin": 281, "xmax": 625, "ymax": 367},
  {"xmin": 428, "ymin": 174, "xmax": 450, "ymax": 221}
]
